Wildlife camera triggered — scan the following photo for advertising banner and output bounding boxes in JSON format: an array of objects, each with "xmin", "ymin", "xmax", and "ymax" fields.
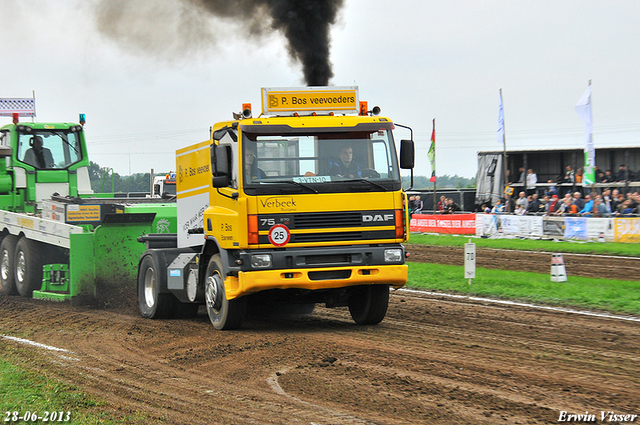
[
  {"xmin": 543, "ymin": 217, "xmax": 565, "ymax": 237},
  {"xmin": 421, "ymin": 214, "xmax": 631, "ymax": 243},
  {"xmin": 261, "ymin": 87, "xmax": 358, "ymax": 114},
  {"xmin": 614, "ymin": 217, "xmax": 640, "ymax": 243},
  {"xmin": 475, "ymin": 214, "xmax": 543, "ymax": 237},
  {"xmin": 564, "ymin": 217, "xmax": 588, "ymax": 240},
  {"xmin": 410, "ymin": 213, "xmax": 476, "ymax": 234},
  {"xmin": 586, "ymin": 218, "xmax": 614, "ymax": 242},
  {"xmin": 476, "ymin": 214, "xmax": 498, "ymax": 237}
]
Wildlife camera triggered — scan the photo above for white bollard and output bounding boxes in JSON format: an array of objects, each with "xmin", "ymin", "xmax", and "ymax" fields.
[
  {"xmin": 465, "ymin": 239, "xmax": 476, "ymax": 284},
  {"xmin": 550, "ymin": 253, "xmax": 567, "ymax": 282}
]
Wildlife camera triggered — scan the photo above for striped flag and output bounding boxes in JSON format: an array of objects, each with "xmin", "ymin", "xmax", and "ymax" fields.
[{"xmin": 428, "ymin": 119, "xmax": 436, "ymax": 183}]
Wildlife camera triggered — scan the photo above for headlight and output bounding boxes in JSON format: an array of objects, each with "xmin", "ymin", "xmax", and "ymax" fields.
[
  {"xmin": 384, "ymin": 249, "xmax": 403, "ymax": 263},
  {"xmin": 250, "ymin": 254, "xmax": 272, "ymax": 268}
]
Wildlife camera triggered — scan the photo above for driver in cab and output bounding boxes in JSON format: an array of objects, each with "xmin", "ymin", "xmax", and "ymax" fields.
[
  {"xmin": 328, "ymin": 145, "xmax": 362, "ymax": 178},
  {"xmin": 23, "ymin": 135, "xmax": 54, "ymax": 169}
]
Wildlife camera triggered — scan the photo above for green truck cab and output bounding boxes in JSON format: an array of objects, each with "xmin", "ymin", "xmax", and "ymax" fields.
[
  {"xmin": 0, "ymin": 120, "xmax": 94, "ymax": 212},
  {"xmin": 0, "ymin": 116, "xmax": 177, "ymax": 303}
]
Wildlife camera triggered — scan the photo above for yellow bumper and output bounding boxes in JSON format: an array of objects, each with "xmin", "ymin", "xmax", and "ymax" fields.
[{"xmin": 224, "ymin": 264, "xmax": 408, "ymax": 300}]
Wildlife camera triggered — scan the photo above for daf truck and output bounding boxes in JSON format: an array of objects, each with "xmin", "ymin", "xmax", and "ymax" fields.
[{"xmin": 138, "ymin": 87, "xmax": 414, "ymax": 329}]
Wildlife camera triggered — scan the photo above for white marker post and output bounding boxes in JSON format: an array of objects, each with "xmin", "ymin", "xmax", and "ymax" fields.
[{"xmin": 464, "ymin": 239, "xmax": 476, "ymax": 284}]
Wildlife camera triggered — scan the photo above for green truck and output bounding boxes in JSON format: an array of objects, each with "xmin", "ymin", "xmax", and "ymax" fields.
[{"xmin": 0, "ymin": 114, "xmax": 176, "ymax": 303}]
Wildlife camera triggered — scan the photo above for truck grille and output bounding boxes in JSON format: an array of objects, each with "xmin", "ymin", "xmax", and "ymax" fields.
[
  {"xmin": 293, "ymin": 212, "xmax": 361, "ymax": 229},
  {"xmin": 294, "ymin": 231, "xmax": 362, "ymax": 242},
  {"xmin": 258, "ymin": 229, "xmax": 395, "ymax": 245}
]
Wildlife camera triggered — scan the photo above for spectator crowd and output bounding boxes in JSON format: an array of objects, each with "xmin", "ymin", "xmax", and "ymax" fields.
[
  {"xmin": 409, "ymin": 164, "xmax": 640, "ymax": 217},
  {"xmin": 481, "ymin": 189, "xmax": 640, "ymax": 217},
  {"xmin": 483, "ymin": 163, "xmax": 640, "ymax": 217}
]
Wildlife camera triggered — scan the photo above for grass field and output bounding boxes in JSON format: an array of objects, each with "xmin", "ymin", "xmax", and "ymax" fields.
[
  {"xmin": 405, "ymin": 233, "xmax": 640, "ymax": 315},
  {"xmin": 406, "ymin": 262, "xmax": 640, "ymax": 315}
]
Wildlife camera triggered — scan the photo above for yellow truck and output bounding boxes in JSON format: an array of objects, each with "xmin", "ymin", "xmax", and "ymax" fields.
[{"xmin": 137, "ymin": 87, "xmax": 415, "ymax": 329}]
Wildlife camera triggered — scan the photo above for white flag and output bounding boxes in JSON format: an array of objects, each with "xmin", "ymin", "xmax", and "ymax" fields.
[
  {"xmin": 575, "ymin": 85, "xmax": 592, "ymax": 132},
  {"xmin": 575, "ymin": 83, "xmax": 595, "ymax": 186},
  {"xmin": 497, "ymin": 89, "xmax": 505, "ymax": 145}
]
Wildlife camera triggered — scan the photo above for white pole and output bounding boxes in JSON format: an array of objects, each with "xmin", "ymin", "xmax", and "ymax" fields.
[{"xmin": 465, "ymin": 239, "xmax": 476, "ymax": 284}]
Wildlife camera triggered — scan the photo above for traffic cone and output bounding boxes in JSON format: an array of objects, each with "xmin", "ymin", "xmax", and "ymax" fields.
[{"xmin": 550, "ymin": 254, "xmax": 567, "ymax": 282}]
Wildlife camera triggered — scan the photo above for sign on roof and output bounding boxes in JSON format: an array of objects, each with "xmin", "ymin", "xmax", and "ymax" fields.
[
  {"xmin": 261, "ymin": 87, "xmax": 358, "ymax": 115},
  {"xmin": 0, "ymin": 98, "xmax": 36, "ymax": 117}
]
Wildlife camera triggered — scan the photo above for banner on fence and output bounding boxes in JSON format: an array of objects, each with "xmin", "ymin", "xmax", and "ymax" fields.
[
  {"xmin": 564, "ymin": 217, "xmax": 588, "ymax": 240},
  {"xmin": 410, "ymin": 214, "xmax": 476, "ymax": 234},
  {"xmin": 475, "ymin": 214, "xmax": 543, "ymax": 237},
  {"xmin": 543, "ymin": 218, "xmax": 565, "ymax": 237},
  {"xmin": 587, "ymin": 218, "xmax": 614, "ymax": 242},
  {"xmin": 477, "ymin": 214, "xmax": 498, "ymax": 236},
  {"xmin": 614, "ymin": 217, "xmax": 640, "ymax": 243},
  {"xmin": 417, "ymin": 213, "xmax": 622, "ymax": 242}
]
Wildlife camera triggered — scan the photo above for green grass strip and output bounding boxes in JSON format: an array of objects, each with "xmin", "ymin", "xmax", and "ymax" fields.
[
  {"xmin": 0, "ymin": 346, "xmax": 150, "ymax": 424},
  {"xmin": 407, "ymin": 233, "xmax": 640, "ymax": 257},
  {"xmin": 406, "ymin": 262, "xmax": 640, "ymax": 315}
]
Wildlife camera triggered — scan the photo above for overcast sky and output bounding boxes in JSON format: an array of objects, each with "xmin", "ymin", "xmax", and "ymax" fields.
[{"xmin": 2, "ymin": 0, "xmax": 640, "ymax": 178}]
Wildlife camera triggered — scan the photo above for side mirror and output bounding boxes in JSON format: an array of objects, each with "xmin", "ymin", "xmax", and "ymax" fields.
[
  {"xmin": 211, "ymin": 144, "xmax": 232, "ymax": 188},
  {"xmin": 212, "ymin": 175, "xmax": 231, "ymax": 187},
  {"xmin": 400, "ymin": 139, "xmax": 415, "ymax": 169}
]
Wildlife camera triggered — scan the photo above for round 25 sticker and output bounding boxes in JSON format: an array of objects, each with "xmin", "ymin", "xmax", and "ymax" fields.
[{"xmin": 268, "ymin": 224, "xmax": 290, "ymax": 247}]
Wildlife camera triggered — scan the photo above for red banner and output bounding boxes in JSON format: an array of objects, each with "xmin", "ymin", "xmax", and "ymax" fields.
[{"xmin": 410, "ymin": 213, "xmax": 477, "ymax": 234}]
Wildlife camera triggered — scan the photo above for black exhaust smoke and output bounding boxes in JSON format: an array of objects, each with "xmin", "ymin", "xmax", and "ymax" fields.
[{"xmin": 96, "ymin": 0, "xmax": 344, "ymax": 86}]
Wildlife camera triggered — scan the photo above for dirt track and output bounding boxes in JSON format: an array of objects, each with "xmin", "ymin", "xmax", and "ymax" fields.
[
  {"xmin": 2, "ymin": 267, "xmax": 639, "ymax": 425},
  {"xmin": 406, "ymin": 244, "xmax": 640, "ymax": 281}
]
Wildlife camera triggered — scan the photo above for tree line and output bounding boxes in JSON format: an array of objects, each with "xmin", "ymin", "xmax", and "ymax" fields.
[
  {"xmin": 88, "ymin": 161, "xmax": 477, "ymax": 194},
  {"xmin": 88, "ymin": 161, "xmax": 157, "ymax": 194},
  {"xmin": 403, "ymin": 174, "xmax": 476, "ymax": 190}
]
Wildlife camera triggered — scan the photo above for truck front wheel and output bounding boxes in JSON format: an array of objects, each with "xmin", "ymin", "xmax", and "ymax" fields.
[
  {"xmin": 14, "ymin": 237, "xmax": 43, "ymax": 298},
  {"xmin": 205, "ymin": 254, "xmax": 246, "ymax": 330},
  {"xmin": 138, "ymin": 253, "xmax": 176, "ymax": 319},
  {"xmin": 0, "ymin": 235, "xmax": 18, "ymax": 295},
  {"xmin": 348, "ymin": 284, "xmax": 390, "ymax": 325}
]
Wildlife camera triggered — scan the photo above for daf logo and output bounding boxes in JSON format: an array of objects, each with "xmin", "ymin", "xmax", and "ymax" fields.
[{"xmin": 362, "ymin": 214, "xmax": 394, "ymax": 222}]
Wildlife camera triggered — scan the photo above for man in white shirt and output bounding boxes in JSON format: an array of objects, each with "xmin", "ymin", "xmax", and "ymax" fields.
[{"xmin": 526, "ymin": 168, "xmax": 537, "ymax": 196}]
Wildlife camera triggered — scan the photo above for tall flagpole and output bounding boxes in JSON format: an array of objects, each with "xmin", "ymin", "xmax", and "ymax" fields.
[
  {"xmin": 428, "ymin": 119, "xmax": 436, "ymax": 211},
  {"xmin": 498, "ymin": 89, "xmax": 507, "ymax": 203}
]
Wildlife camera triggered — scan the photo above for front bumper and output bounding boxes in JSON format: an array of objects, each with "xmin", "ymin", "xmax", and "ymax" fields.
[{"xmin": 224, "ymin": 264, "xmax": 408, "ymax": 300}]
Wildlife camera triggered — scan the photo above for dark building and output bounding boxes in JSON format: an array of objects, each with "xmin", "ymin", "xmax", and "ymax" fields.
[{"xmin": 476, "ymin": 146, "xmax": 640, "ymax": 205}]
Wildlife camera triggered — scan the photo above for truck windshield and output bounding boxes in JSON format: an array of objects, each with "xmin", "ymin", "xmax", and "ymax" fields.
[
  {"xmin": 242, "ymin": 124, "xmax": 401, "ymax": 194},
  {"xmin": 17, "ymin": 130, "xmax": 83, "ymax": 169}
]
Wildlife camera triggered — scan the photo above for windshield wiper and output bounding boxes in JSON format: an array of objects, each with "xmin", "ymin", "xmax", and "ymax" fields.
[
  {"xmin": 53, "ymin": 131, "xmax": 80, "ymax": 155},
  {"xmin": 261, "ymin": 179, "xmax": 319, "ymax": 194},
  {"xmin": 340, "ymin": 178, "xmax": 388, "ymax": 191}
]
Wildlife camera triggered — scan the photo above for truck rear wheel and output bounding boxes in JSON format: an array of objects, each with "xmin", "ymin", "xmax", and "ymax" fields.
[
  {"xmin": 0, "ymin": 235, "xmax": 18, "ymax": 295},
  {"xmin": 205, "ymin": 254, "xmax": 246, "ymax": 330},
  {"xmin": 138, "ymin": 253, "xmax": 177, "ymax": 319},
  {"xmin": 348, "ymin": 284, "xmax": 390, "ymax": 325},
  {"xmin": 14, "ymin": 237, "xmax": 44, "ymax": 298}
]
